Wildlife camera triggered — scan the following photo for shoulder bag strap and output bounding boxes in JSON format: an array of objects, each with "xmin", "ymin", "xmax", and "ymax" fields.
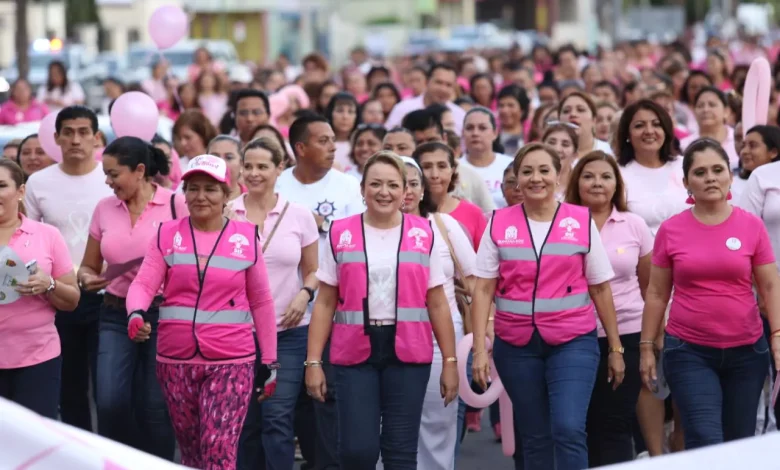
[
  {"xmin": 433, "ymin": 213, "xmax": 466, "ymax": 284},
  {"xmin": 262, "ymin": 201, "xmax": 290, "ymax": 253},
  {"xmin": 170, "ymin": 193, "xmax": 177, "ymax": 220}
]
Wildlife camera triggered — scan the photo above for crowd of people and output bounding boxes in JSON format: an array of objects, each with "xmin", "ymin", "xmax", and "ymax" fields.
[{"xmin": 2, "ymin": 33, "xmax": 780, "ymax": 470}]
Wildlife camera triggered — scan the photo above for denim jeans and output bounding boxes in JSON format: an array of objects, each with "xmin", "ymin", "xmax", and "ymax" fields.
[
  {"xmin": 0, "ymin": 355, "xmax": 62, "ymax": 418},
  {"xmin": 96, "ymin": 301, "xmax": 175, "ymax": 459},
  {"xmin": 238, "ymin": 325, "xmax": 309, "ymax": 470},
  {"xmin": 586, "ymin": 332, "xmax": 642, "ymax": 466},
  {"xmin": 493, "ymin": 329, "xmax": 599, "ymax": 470},
  {"xmin": 334, "ymin": 326, "xmax": 430, "ymax": 470},
  {"xmin": 56, "ymin": 290, "xmax": 102, "ymax": 431},
  {"xmin": 663, "ymin": 332, "xmax": 769, "ymax": 449}
]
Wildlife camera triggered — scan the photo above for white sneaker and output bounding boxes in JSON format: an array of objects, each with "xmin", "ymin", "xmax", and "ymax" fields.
[{"xmin": 635, "ymin": 451, "xmax": 650, "ymax": 459}]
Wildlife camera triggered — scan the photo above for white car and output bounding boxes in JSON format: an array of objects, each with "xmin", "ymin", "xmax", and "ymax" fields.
[{"xmin": 121, "ymin": 40, "xmax": 240, "ymax": 84}]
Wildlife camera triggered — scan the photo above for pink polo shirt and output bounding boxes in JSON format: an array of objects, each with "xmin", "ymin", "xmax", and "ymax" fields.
[
  {"xmin": 654, "ymin": 207, "xmax": 775, "ymax": 348},
  {"xmin": 228, "ymin": 194, "xmax": 319, "ymax": 330},
  {"xmin": 0, "ymin": 100, "xmax": 49, "ymax": 125},
  {"xmin": 597, "ymin": 208, "xmax": 654, "ymax": 337},
  {"xmin": 88, "ymin": 186, "xmax": 188, "ymax": 297},
  {"xmin": 0, "ymin": 216, "xmax": 74, "ymax": 369}
]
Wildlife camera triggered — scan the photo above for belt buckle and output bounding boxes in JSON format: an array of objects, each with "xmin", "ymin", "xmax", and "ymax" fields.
[{"xmin": 369, "ymin": 319, "xmax": 394, "ymax": 327}]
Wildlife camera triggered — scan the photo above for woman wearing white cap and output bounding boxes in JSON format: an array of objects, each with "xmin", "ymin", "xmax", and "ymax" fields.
[
  {"xmin": 126, "ymin": 154, "xmax": 279, "ymax": 470},
  {"xmin": 400, "ymin": 156, "xmax": 477, "ymax": 469}
]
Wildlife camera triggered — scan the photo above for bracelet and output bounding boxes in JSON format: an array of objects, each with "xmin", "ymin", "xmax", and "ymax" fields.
[
  {"xmin": 772, "ymin": 328, "xmax": 780, "ymax": 337},
  {"xmin": 472, "ymin": 350, "xmax": 488, "ymax": 356},
  {"xmin": 487, "ymin": 316, "xmax": 495, "ymax": 321},
  {"xmin": 638, "ymin": 340, "xmax": 656, "ymax": 346},
  {"xmin": 443, "ymin": 356, "xmax": 457, "ymax": 364},
  {"xmin": 772, "ymin": 331, "xmax": 780, "ymax": 338},
  {"xmin": 303, "ymin": 360, "xmax": 322, "ymax": 367}
]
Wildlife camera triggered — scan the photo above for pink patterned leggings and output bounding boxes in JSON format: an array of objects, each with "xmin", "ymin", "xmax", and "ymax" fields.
[{"xmin": 156, "ymin": 362, "xmax": 253, "ymax": 470}]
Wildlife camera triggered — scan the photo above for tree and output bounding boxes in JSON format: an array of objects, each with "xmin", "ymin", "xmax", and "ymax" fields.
[
  {"xmin": 64, "ymin": 0, "xmax": 100, "ymax": 39},
  {"xmin": 15, "ymin": 0, "xmax": 29, "ymax": 79}
]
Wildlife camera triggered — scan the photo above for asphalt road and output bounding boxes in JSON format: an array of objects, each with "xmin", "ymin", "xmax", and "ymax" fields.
[{"xmin": 292, "ymin": 412, "xmax": 515, "ymax": 470}]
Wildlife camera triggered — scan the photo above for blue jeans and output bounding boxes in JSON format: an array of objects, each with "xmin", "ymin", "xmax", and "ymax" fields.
[
  {"xmin": 0, "ymin": 355, "xmax": 62, "ymax": 418},
  {"xmin": 95, "ymin": 301, "xmax": 175, "ymax": 459},
  {"xmin": 56, "ymin": 290, "xmax": 102, "ymax": 431},
  {"xmin": 493, "ymin": 330, "xmax": 599, "ymax": 470},
  {"xmin": 334, "ymin": 326, "xmax": 430, "ymax": 470},
  {"xmin": 663, "ymin": 332, "xmax": 769, "ymax": 449},
  {"xmin": 238, "ymin": 325, "xmax": 309, "ymax": 470}
]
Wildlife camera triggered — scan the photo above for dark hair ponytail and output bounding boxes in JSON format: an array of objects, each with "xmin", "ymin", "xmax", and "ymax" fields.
[{"xmin": 103, "ymin": 136, "xmax": 170, "ymax": 178}]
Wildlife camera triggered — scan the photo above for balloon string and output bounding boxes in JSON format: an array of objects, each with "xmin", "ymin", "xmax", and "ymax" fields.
[{"xmin": 157, "ymin": 51, "xmax": 185, "ymax": 111}]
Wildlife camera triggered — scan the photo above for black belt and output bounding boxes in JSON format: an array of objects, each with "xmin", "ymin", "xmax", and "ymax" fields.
[{"xmin": 103, "ymin": 293, "xmax": 162, "ymax": 311}]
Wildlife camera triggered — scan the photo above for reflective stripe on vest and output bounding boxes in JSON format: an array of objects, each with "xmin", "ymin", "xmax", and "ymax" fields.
[
  {"xmin": 495, "ymin": 292, "xmax": 591, "ymax": 316},
  {"xmin": 334, "ymin": 308, "xmax": 430, "ymax": 324},
  {"xmin": 163, "ymin": 253, "xmax": 254, "ymax": 271},
  {"xmin": 159, "ymin": 306, "xmax": 252, "ymax": 324},
  {"xmin": 498, "ymin": 243, "xmax": 588, "ymax": 261},
  {"xmin": 335, "ymin": 250, "xmax": 430, "ymax": 267}
]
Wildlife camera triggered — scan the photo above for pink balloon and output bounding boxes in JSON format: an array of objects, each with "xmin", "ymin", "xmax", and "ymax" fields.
[
  {"xmin": 148, "ymin": 5, "xmax": 188, "ymax": 50},
  {"xmin": 456, "ymin": 334, "xmax": 515, "ymax": 456},
  {"xmin": 37, "ymin": 112, "xmax": 62, "ymax": 163},
  {"xmin": 742, "ymin": 57, "xmax": 772, "ymax": 136},
  {"xmin": 110, "ymin": 92, "xmax": 160, "ymax": 141}
]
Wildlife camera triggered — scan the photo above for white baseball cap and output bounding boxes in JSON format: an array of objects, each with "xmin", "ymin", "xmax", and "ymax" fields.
[{"xmin": 182, "ymin": 154, "xmax": 228, "ymax": 184}]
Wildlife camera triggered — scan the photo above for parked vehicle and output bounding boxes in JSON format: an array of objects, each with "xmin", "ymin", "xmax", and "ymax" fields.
[
  {"xmin": 121, "ymin": 40, "xmax": 240, "ymax": 83},
  {"xmin": 2, "ymin": 39, "xmax": 101, "ymax": 90}
]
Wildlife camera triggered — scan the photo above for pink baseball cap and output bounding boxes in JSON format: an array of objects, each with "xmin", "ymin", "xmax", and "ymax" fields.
[{"xmin": 182, "ymin": 154, "xmax": 228, "ymax": 184}]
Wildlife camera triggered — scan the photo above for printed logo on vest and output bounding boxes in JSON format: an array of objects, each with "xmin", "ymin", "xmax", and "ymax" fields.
[
  {"xmin": 229, "ymin": 233, "xmax": 250, "ymax": 258},
  {"xmin": 173, "ymin": 231, "xmax": 185, "ymax": 250},
  {"xmin": 559, "ymin": 217, "xmax": 581, "ymax": 241},
  {"xmin": 496, "ymin": 225, "xmax": 523, "ymax": 246},
  {"xmin": 337, "ymin": 230, "xmax": 354, "ymax": 249},
  {"xmin": 407, "ymin": 227, "xmax": 428, "ymax": 250}
]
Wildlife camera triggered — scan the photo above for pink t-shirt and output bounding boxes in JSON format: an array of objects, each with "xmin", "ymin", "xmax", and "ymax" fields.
[
  {"xmin": 228, "ymin": 194, "xmax": 319, "ymax": 330},
  {"xmin": 654, "ymin": 208, "xmax": 775, "ymax": 348},
  {"xmin": 0, "ymin": 100, "xmax": 49, "ymax": 125},
  {"xmin": 127, "ymin": 226, "xmax": 277, "ymax": 365},
  {"xmin": 89, "ymin": 186, "xmax": 188, "ymax": 297},
  {"xmin": 448, "ymin": 199, "xmax": 488, "ymax": 249},
  {"xmin": 318, "ymin": 220, "xmax": 447, "ymax": 321},
  {"xmin": 0, "ymin": 216, "xmax": 74, "ymax": 369},
  {"xmin": 597, "ymin": 208, "xmax": 654, "ymax": 337}
]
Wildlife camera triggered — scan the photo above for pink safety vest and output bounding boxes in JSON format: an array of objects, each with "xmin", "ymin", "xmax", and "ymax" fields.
[
  {"xmin": 329, "ymin": 213, "xmax": 434, "ymax": 366},
  {"xmin": 490, "ymin": 203, "xmax": 596, "ymax": 346},
  {"xmin": 156, "ymin": 217, "xmax": 259, "ymax": 361}
]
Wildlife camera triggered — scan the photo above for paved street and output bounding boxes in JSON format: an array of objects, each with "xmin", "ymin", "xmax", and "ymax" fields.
[{"xmin": 293, "ymin": 412, "xmax": 515, "ymax": 470}]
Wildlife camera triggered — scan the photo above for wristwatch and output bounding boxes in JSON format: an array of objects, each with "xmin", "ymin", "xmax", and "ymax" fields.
[
  {"xmin": 319, "ymin": 218, "xmax": 332, "ymax": 234},
  {"xmin": 609, "ymin": 346, "xmax": 625, "ymax": 355},
  {"xmin": 301, "ymin": 286, "xmax": 316, "ymax": 303}
]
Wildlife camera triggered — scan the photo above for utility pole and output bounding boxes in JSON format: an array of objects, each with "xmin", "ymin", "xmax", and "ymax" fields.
[{"xmin": 15, "ymin": 0, "xmax": 29, "ymax": 79}]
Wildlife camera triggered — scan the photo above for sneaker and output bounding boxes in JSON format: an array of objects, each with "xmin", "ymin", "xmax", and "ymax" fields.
[
  {"xmin": 466, "ymin": 411, "xmax": 482, "ymax": 432},
  {"xmin": 493, "ymin": 422, "xmax": 502, "ymax": 442},
  {"xmin": 635, "ymin": 451, "xmax": 650, "ymax": 459},
  {"xmin": 294, "ymin": 438, "xmax": 303, "ymax": 461}
]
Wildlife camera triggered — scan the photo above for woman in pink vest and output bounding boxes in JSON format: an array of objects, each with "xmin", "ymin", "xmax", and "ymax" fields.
[
  {"xmin": 640, "ymin": 139, "xmax": 780, "ymax": 450},
  {"xmin": 126, "ymin": 155, "xmax": 279, "ymax": 470},
  {"xmin": 564, "ymin": 151, "xmax": 653, "ymax": 466},
  {"xmin": 0, "ymin": 159, "xmax": 80, "ymax": 418},
  {"xmin": 470, "ymin": 142, "xmax": 625, "ymax": 470},
  {"xmin": 78, "ymin": 137, "xmax": 185, "ymax": 459},
  {"xmin": 304, "ymin": 151, "xmax": 459, "ymax": 469},
  {"xmin": 228, "ymin": 137, "xmax": 320, "ymax": 469}
]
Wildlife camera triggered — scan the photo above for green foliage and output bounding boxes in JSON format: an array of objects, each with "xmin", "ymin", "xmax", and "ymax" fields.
[
  {"xmin": 365, "ymin": 16, "xmax": 401, "ymax": 26},
  {"xmin": 64, "ymin": 0, "xmax": 100, "ymax": 37}
]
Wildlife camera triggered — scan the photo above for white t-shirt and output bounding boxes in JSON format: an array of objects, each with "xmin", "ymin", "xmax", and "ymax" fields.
[
  {"xmin": 738, "ymin": 161, "xmax": 780, "ymax": 272},
  {"xmin": 275, "ymin": 168, "xmax": 365, "ymax": 252},
  {"xmin": 459, "ymin": 152, "xmax": 514, "ymax": 209},
  {"xmin": 620, "ymin": 158, "xmax": 689, "ymax": 236},
  {"xmin": 36, "ymin": 83, "xmax": 86, "ymax": 114},
  {"xmin": 317, "ymin": 222, "xmax": 447, "ymax": 321},
  {"xmin": 475, "ymin": 218, "xmax": 615, "ymax": 285},
  {"xmin": 24, "ymin": 162, "xmax": 113, "ymax": 270},
  {"xmin": 430, "ymin": 213, "xmax": 476, "ymax": 333}
]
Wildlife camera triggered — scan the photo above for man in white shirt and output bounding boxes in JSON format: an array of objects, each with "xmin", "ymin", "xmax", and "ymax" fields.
[
  {"xmin": 25, "ymin": 106, "xmax": 113, "ymax": 432},
  {"xmin": 275, "ymin": 114, "xmax": 363, "ymax": 470},
  {"xmin": 385, "ymin": 63, "xmax": 467, "ymax": 135}
]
